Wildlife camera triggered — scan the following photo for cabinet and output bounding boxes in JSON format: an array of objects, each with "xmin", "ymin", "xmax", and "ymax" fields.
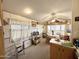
[{"xmin": 50, "ymin": 43, "xmax": 78, "ymax": 59}]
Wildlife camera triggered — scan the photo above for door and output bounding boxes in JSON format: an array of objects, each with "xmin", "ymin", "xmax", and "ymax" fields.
[{"xmin": 0, "ymin": 0, "xmax": 5, "ymax": 59}]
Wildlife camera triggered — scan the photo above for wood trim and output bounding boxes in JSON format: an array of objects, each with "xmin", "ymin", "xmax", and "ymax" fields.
[{"xmin": 0, "ymin": 0, "xmax": 5, "ymax": 59}]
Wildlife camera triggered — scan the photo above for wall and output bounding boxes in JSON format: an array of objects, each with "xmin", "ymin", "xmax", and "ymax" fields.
[
  {"xmin": 43, "ymin": 24, "xmax": 48, "ymax": 33},
  {"xmin": 3, "ymin": 11, "xmax": 32, "ymax": 23},
  {"xmin": 72, "ymin": 0, "xmax": 79, "ymax": 39}
]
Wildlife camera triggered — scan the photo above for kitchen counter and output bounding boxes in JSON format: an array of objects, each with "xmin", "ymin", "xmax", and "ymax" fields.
[{"xmin": 50, "ymin": 38, "xmax": 74, "ymax": 48}]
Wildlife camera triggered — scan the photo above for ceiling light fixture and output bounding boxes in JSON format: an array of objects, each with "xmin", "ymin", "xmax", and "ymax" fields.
[{"xmin": 24, "ymin": 8, "xmax": 32, "ymax": 14}]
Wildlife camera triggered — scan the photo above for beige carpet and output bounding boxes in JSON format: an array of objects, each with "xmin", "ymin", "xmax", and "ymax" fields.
[{"xmin": 18, "ymin": 38, "xmax": 50, "ymax": 59}]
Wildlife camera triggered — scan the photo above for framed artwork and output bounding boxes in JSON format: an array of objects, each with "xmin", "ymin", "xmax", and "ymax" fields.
[{"xmin": 75, "ymin": 17, "xmax": 79, "ymax": 21}]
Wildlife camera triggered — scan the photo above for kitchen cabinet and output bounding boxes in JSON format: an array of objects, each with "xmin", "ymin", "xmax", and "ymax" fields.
[{"xmin": 50, "ymin": 43, "xmax": 78, "ymax": 59}]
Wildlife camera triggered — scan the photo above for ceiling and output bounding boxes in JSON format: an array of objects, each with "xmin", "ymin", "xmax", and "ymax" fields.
[{"xmin": 3, "ymin": 0, "xmax": 72, "ymax": 22}]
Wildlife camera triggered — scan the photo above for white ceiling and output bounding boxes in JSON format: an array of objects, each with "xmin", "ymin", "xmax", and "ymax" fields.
[{"xmin": 3, "ymin": 0, "xmax": 72, "ymax": 21}]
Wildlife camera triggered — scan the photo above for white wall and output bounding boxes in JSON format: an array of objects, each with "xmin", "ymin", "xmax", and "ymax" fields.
[{"xmin": 72, "ymin": 0, "xmax": 79, "ymax": 38}]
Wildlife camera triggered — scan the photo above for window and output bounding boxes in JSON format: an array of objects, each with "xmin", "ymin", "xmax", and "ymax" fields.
[
  {"xmin": 61, "ymin": 25, "xmax": 65, "ymax": 30},
  {"xmin": 47, "ymin": 25, "xmax": 65, "ymax": 35},
  {"xmin": 55, "ymin": 25, "xmax": 61, "ymax": 30},
  {"xmin": 10, "ymin": 20, "xmax": 30, "ymax": 42}
]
